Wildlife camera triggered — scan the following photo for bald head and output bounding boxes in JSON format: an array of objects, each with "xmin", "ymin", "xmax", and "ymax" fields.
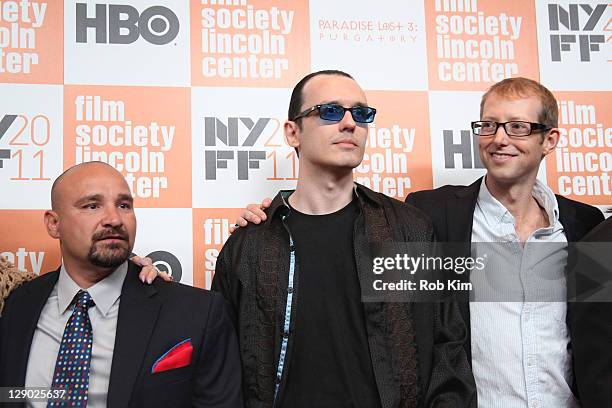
[{"xmin": 51, "ymin": 162, "xmax": 127, "ymax": 211}]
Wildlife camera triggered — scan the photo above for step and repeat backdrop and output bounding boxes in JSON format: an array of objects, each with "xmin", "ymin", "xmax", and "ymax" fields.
[{"xmin": 0, "ymin": 0, "xmax": 610, "ymax": 288}]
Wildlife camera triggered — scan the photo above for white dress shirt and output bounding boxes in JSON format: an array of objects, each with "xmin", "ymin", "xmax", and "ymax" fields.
[
  {"xmin": 470, "ymin": 178, "xmax": 578, "ymax": 408},
  {"xmin": 25, "ymin": 262, "xmax": 127, "ymax": 408}
]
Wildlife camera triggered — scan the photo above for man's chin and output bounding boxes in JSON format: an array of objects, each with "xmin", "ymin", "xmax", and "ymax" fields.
[
  {"xmin": 335, "ymin": 156, "xmax": 364, "ymax": 170},
  {"xmin": 88, "ymin": 245, "xmax": 131, "ymax": 268},
  {"xmin": 486, "ymin": 169, "xmax": 528, "ymax": 188}
]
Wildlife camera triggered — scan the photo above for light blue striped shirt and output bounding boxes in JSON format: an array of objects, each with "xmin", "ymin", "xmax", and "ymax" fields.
[{"xmin": 470, "ymin": 178, "xmax": 579, "ymax": 408}]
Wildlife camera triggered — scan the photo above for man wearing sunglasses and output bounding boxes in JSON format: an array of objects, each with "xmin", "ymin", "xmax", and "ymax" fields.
[
  {"xmin": 405, "ymin": 77, "xmax": 605, "ymax": 408},
  {"xmin": 212, "ymin": 70, "xmax": 476, "ymax": 408}
]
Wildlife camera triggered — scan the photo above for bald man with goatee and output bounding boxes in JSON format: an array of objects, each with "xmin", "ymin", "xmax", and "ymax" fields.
[{"xmin": 0, "ymin": 162, "xmax": 243, "ymax": 408}]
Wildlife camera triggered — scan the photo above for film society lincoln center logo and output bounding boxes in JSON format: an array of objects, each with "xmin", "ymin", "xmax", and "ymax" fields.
[
  {"xmin": 64, "ymin": 86, "xmax": 191, "ymax": 207},
  {"xmin": 425, "ymin": 0, "xmax": 539, "ymax": 90},
  {"xmin": 354, "ymin": 91, "xmax": 433, "ymax": 200},
  {"xmin": 547, "ymin": 93, "xmax": 611, "ymax": 205},
  {"xmin": 191, "ymin": 0, "xmax": 310, "ymax": 87},
  {"xmin": 0, "ymin": 0, "xmax": 61, "ymax": 82}
]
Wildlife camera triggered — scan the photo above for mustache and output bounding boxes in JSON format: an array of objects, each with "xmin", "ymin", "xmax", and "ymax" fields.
[{"xmin": 92, "ymin": 228, "xmax": 129, "ymax": 242}]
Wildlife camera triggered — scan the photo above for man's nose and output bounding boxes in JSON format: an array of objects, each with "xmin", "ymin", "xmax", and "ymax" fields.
[
  {"xmin": 339, "ymin": 110, "xmax": 356, "ymax": 131},
  {"xmin": 101, "ymin": 206, "xmax": 122, "ymax": 226},
  {"xmin": 492, "ymin": 123, "xmax": 510, "ymax": 144}
]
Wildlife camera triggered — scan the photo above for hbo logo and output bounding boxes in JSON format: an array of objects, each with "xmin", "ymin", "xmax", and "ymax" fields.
[{"xmin": 76, "ymin": 3, "xmax": 180, "ymax": 45}]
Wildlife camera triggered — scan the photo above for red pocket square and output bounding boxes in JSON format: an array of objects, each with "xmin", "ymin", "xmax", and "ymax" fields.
[{"xmin": 152, "ymin": 338, "xmax": 193, "ymax": 374}]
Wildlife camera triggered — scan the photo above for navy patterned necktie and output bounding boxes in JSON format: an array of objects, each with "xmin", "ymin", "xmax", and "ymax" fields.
[{"xmin": 48, "ymin": 290, "xmax": 95, "ymax": 407}]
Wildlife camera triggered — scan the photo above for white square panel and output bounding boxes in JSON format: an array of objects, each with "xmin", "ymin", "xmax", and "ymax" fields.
[
  {"xmin": 64, "ymin": 0, "xmax": 190, "ymax": 86},
  {"xmin": 0, "ymin": 84, "xmax": 63, "ymax": 209}
]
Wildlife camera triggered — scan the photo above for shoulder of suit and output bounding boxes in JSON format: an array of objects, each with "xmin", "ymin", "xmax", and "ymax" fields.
[
  {"xmin": 9, "ymin": 270, "xmax": 57, "ymax": 295},
  {"xmin": 406, "ymin": 184, "xmax": 469, "ymax": 202},
  {"xmin": 580, "ymin": 216, "xmax": 611, "ymax": 242},
  {"xmin": 555, "ymin": 194, "xmax": 604, "ymax": 222},
  {"xmin": 152, "ymin": 279, "xmax": 219, "ymax": 304},
  {"xmin": 0, "ymin": 270, "xmax": 56, "ymax": 317},
  {"xmin": 145, "ymin": 281, "xmax": 228, "ymax": 329}
]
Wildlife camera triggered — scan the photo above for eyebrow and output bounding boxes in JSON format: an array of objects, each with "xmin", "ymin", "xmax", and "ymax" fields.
[
  {"xmin": 74, "ymin": 193, "xmax": 134, "ymax": 206},
  {"xmin": 319, "ymin": 100, "xmax": 368, "ymax": 107},
  {"xmin": 481, "ymin": 115, "xmax": 532, "ymax": 121},
  {"xmin": 74, "ymin": 194, "xmax": 103, "ymax": 206},
  {"xmin": 117, "ymin": 194, "xmax": 134, "ymax": 204}
]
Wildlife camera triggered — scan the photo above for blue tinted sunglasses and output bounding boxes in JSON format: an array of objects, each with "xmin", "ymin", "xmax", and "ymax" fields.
[{"xmin": 291, "ymin": 103, "xmax": 377, "ymax": 124}]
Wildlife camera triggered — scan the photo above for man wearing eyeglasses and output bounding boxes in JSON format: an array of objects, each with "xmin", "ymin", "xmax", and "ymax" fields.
[
  {"xmin": 212, "ymin": 70, "xmax": 476, "ymax": 408},
  {"xmin": 405, "ymin": 77, "xmax": 605, "ymax": 408}
]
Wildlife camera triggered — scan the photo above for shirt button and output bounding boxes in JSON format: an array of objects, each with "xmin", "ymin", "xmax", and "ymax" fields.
[
  {"xmin": 531, "ymin": 401, "xmax": 539, "ymax": 408},
  {"xmin": 287, "ymin": 287, "xmax": 294, "ymax": 294},
  {"xmin": 527, "ymin": 358, "xmax": 534, "ymax": 367},
  {"xmin": 282, "ymin": 331, "xmax": 290, "ymax": 339}
]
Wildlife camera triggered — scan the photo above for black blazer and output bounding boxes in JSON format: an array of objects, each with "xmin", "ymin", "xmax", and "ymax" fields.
[
  {"xmin": 405, "ymin": 177, "xmax": 605, "ymax": 406},
  {"xmin": 0, "ymin": 261, "xmax": 243, "ymax": 408}
]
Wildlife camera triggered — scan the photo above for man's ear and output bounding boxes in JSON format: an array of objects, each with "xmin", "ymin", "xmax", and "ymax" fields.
[
  {"xmin": 542, "ymin": 127, "xmax": 560, "ymax": 157},
  {"xmin": 44, "ymin": 210, "xmax": 60, "ymax": 239},
  {"xmin": 284, "ymin": 120, "xmax": 300, "ymax": 150}
]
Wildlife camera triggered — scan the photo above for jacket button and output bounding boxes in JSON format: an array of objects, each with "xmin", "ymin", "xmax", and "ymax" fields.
[
  {"xmin": 289, "ymin": 245, "xmax": 295, "ymax": 252},
  {"xmin": 287, "ymin": 287, "xmax": 294, "ymax": 293},
  {"xmin": 283, "ymin": 331, "xmax": 290, "ymax": 339}
]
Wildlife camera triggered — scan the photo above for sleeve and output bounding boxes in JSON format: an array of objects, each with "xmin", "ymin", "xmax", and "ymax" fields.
[
  {"xmin": 210, "ymin": 238, "xmax": 239, "ymax": 327},
  {"xmin": 422, "ymin": 301, "xmax": 477, "ymax": 408},
  {"xmin": 0, "ymin": 293, "xmax": 8, "ymax": 371},
  {"xmin": 192, "ymin": 292, "xmax": 244, "ymax": 408},
  {"xmin": 0, "ymin": 285, "xmax": 20, "ymax": 384},
  {"xmin": 211, "ymin": 241, "xmax": 231, "ymax": 297}
]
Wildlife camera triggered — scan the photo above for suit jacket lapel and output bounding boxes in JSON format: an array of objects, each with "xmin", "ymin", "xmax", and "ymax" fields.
[
  {"xmin": 7, "ymin": 270, "xmax": 59, "ymax": 386},
  {"xmin": 107, "ymin": 262, "xmax": 161, "ymax": 408},
  {"xmin": 446, "ymin": 178, "xmax": 481, "ymax": 247},
  {"xmin": 557, "ymin": 197, "xmax": 578, "ymax": 242},
  {"xmin": 446, "ymin": 178, "xmax": 480, "ymax": 344}
]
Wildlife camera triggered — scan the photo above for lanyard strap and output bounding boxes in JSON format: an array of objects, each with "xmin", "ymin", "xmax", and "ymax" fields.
[{"xmin": 273, "ymin": 231, "xmax": 296, "ymax": 402}]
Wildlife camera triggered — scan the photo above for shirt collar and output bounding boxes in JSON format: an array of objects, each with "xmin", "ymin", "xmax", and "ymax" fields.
[
  {"xmin": 477, "ymin": 177, "xmax": 514, "ymax": 225},
  {"xmin": 531, "ymin": 178, "xmax": 560, "ymax": 228},
  {"xmin": 57, "ymin": 261, "xmax": 128, "ymax": 316},
  {"xmin": 477, "ymin": 177, "xmax": 560, "ymax": 228}
]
